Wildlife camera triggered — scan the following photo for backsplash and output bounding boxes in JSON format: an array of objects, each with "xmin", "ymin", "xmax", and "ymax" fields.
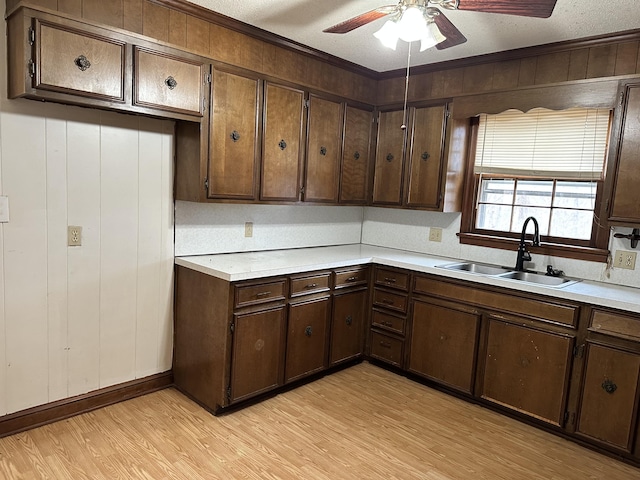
[{"xmin": 175, "ymin": 202, "xmax": 364, "ymax": 256}]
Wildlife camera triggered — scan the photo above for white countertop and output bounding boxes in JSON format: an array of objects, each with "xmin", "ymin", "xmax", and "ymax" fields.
[{"xmin": 175, "ymin": 244, "xmax": 640, "ymax": 314}]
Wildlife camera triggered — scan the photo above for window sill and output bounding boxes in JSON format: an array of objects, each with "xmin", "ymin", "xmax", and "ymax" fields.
[{"xmin": 457, "ymin": 232, "xmax": 610, "ymax": 263}]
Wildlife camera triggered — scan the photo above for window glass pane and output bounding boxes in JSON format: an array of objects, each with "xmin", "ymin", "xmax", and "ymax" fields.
[
  {"xmin": 515, "ymin": 180, "xmax": 553, "ymax": 207},
  {"xmin": 550, "ymin": 209, "xmax": 593, "ymax": 240},
  {"xmin": 553, "ymin": 181, "xmax": 597, "ymax": 209},
  {"xmin": 479, "ymin": 178, "xmax": 515, "ymax": 205},
  {"xmin": 476, "ymin": 204, "xmax": 512, "ymax": 231},
  {"xmin": 512, "ymin": 207, "xmax": 550, "ymax": 236}
]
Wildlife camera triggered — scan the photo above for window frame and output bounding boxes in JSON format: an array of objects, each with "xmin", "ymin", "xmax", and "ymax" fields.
[{"xmin": 459, "ymin": 116, "xmax": 611, "ymax": 263}]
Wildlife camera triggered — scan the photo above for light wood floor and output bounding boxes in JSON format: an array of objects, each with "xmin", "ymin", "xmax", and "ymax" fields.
[{"xmin": 1, "ymin": 362, "xmax": 638, "ymax": 479}]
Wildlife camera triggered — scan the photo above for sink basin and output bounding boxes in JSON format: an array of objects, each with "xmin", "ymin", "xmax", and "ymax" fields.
[
  {"xmin": 439, "ymin": 262, "xmax": 510, "ymax": 276},
  {"xmin": 496, "ymin": 271, "xmax": 580, "ymax": 288}
]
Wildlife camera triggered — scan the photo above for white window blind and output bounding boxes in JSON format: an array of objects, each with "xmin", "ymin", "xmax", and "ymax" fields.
[{"xmin": 474, "ymin": 107, "xmax": 611, "ymax": 179}]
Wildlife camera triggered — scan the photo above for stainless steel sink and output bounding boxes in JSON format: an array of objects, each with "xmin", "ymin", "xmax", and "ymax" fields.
[
  {"xmin": 439, "ymin": 262, "xmax": 510, "ymax": 276},
  {"xmin": 496, "ymin": 270, "xmax": 580, "ymax": 288}
]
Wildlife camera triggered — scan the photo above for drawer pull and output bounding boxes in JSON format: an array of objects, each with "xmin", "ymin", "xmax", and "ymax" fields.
[
  {"xmin": 383, "ymin": 277, "xmax": 397, "ymax": 283},
  {"xmin": 381, "ymin": 299, "xmax": 395, "ymax": 305},
  {"xmin": 379, "ymin": 341, "xmax": 392, "ymax": 348},
  {"xmin": 255, "ymin": 292, "xmax": 271, "ymax": 298},
  {"xmin": 305, "ymin": 283, "xmax": 318, "ymax": 289},
  {"xmin": 381, "ymin": 321, "xmax": 393, "ymax": 327},
  {"xmin": 345, "ymin": 315, "xmax": 353, "ymax": 326},
  {"xmin": 164, "ymin": 76, "xmax": 178, "ymax": 90},
  {"xmin": 74, "ymin": 55, "xmax": 91, "ymax": 71},
  {"xmin": 305, "ymin": 326, "xmax": 313, "ymax": 337},
  {"xmin": 602, "ymin": 379, "xmax": 617, "ymax": 394},
  {"xmin": 346, "ymin": 276, "xmax": 358, "ymax": 282}
]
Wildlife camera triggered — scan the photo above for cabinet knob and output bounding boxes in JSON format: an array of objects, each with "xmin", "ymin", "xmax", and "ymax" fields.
[
  {"xmin": 345, "ymin": 315, "xmax": 353, "ymax": 326},
  {"xmin": 421, "ymin": 152, "xmax": 430, "ymax": 161},
  {"xmin": 602, "ymin": 379, "xmax": 617, "ymax": 394},
  {"xmin": 164, "ymin": 76, "xmax": 178, "ymax": 90},
  {"xmin": 305, "ymin": 326, "xmax": 313, "ymax": 337},
  {"xmin": 230, "ymin": 130, "xmax": 240, "ymax": 142},
  {"xmin": 320, "ymin": 146, "xmax": 327, "ymax": 156},
  {"xmin": 386, "ymin": 153, "xmax": 394, "ymax": 162},
  {"xmin": 74, "ymin": 55, "xmax": 91, "ymax": 71},
  {"xmin": 354, "ymin": 151, "xmax": 360, "ymax": 160},
  {"xmin": 279, "ymin": 139, "xmax": 287, "ymax": 150}
]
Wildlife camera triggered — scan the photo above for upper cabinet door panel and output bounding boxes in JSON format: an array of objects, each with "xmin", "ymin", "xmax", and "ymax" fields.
[
  {"xmin": 340, "ymin": 106, "xmax": 373, "ymax": 204},
  {"xmin": 304, "ymin": 95, "xmax": 343, "ymax": 203},
  {"xmin": 261, "ymin": 82, "xmax": 305, "ymax": 202},
  {"xmin": 36, "ymin": 20, "xmax": 125, "ymax": 101},
  {"xmin": 406, "ymin": 104, "xmax": 447, "ymax": 208},
  {"xmin": 134, "ymin": 46, "xmax": 206, "ymax": 117},
  {"xmin": 373, "ymin": 110, "xmax": 406, "ymax": 205},
  {"xmin": 208, "ymin": 68, "xmax": 261, "ymax": 200}
]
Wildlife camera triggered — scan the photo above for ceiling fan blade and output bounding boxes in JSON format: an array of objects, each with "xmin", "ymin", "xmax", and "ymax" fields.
[
  {"xmin": 433, "ymin": 11, "xmax": 467, "ymax": 50},
  {"xmin": 323, "ymin": 5, "xmax": 398, "ymax": 34},
  {"xmin": 456, "ymin": 0, "xmax": 558, "ymax": 18}
]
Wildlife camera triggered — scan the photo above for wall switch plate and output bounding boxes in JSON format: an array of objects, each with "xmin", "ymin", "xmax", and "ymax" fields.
[
  {"xmin": 68, "ymin": 226, "xmax": 82, "ymax": 246},
  {"xmin": 614, "ymin": 250, "xmax": 636, "ymax": 270},
  {"xmin": 244, "ymin": 222, "xmax": 253, "ymax": 238},
  {"xmin": 0, "ymin": 196, "xmax": 9, "ymax": 223},
  {"xmin": 429, "ymin": 227, "xmax": 442, "ymax": 242}
]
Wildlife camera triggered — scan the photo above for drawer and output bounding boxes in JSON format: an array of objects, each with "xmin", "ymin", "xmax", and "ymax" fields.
[
  {"xmin": 370, "ymin": 331, "xmax": 404, "ymax": 367},
  {"xmin": 290, "ymin": 272, "xmax": 331, "ymax": 297},
  {"xmin": 371, "ymin": 309, "xmax": 405, "ymax": 335},
  {"xmin": 374, "ymin": 268, "xmax": 409, "ymax": 291},
  {"xmin": 589, "ymin": 309, "xmax": 640, "ymax": 341},
  {"xmin": 373, "ymin": 288, "xmax": 408, "ymax": 314},
  {"xmin": 234, "ymin": 280, "xmax": 286, "ymax": 308},
  {"xmin": 334, "ymin": 267, "xmax": 369, "ymax": 289}
]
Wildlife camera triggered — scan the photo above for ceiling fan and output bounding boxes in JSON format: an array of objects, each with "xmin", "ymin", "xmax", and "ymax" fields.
[{"xmin": 324, "ymin": 0, "xmax": 559, "ymax": 51}]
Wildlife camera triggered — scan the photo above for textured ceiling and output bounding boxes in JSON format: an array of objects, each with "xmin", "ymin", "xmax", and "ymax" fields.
[{"xmin": 187, "ymin": 0, "xmax": 640, "ymax": 73}]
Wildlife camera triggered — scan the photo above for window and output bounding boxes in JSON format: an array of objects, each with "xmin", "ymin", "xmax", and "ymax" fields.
[{"xmin": 459, "ymin": 107, "xmax": 612, "ymax": 262}]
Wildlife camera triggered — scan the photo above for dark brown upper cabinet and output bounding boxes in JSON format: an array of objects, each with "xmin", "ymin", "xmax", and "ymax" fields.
[
  {"xmin": 372, "ymin": 109, "xmax": 407, "ymax": 205},
  {"xmin": 340, "ymin": 106, "xmax": 374, "ymax": 204}
]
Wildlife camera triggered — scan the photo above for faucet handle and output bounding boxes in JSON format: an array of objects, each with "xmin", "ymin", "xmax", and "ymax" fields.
[{"xmin": 546, "ymin": 265, "xmax": 564, "ymax": 277}]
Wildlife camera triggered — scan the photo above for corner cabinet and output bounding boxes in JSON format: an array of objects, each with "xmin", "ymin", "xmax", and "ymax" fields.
[
  {"xmin": 7, "ymin": 7, "xmax": 210, "ymax": 122},
  {"xmin": 340, "ymin": 106, "xmax": 374, "ymax": 204},
  {"xmin": 372, "ymin": 102, "xmax": 463, "ymax": 211},
  {"xmin": 605, "ymin": 80, "xmax": 640, "ymax": 226}
]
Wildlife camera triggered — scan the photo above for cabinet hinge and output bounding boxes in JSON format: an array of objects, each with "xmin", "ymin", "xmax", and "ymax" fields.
[
  {"xmin": 226, "ymin": 386, "xmax": 231, "ymax": 402},
  {"xmin": 204, "ymin": 178, "xmax": 209, "ymax": 191},
  {"xmin": 230, "ymin": 321, "xmax": 235, "ymax": 334},
  {"xmin": 28, "ymin": 59, "xmax": 35, "ymax": 78},
  {"xmin": 604, "ymin": 198, "xmax": 610, "ymax": 213},
  {"xmin": 304, "ymin": 99, "xmax": 310, "ymax": 108},
  {"xmin": 204, "ymin": 73, "xmax": 212, "ymax": 84},
  {"xmin": 28, "ymin": 26, "xmax": 35, "ymax": 46},
  {"xmin": 618, "ymin": 91, "xmax": 625, "ymax": 107},
  {"xmin": 563, "ymin": 411, "xmax": 575, "ymax": 426},
  {"xmin": 300, "ymin": 186, "xmax": 305, "ymax": 196},
  {"xmin": 573, "ymin": 344, "xmax": 585, "ymax": 358}
]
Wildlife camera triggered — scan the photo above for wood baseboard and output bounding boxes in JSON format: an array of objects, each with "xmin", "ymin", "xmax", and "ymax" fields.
[{"xmin": 0, "ymin": 371, "xmax": 173, "ymax": 438}]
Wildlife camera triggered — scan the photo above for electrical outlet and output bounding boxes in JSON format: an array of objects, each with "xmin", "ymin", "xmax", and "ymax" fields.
[
  {"xmin": 244, "ymin": 222, "xmax": 253, "ymax": 238},
  {"xmin": 429, "ymin": 227, "xmax": 442, "ymax": 242},
  {"xmin": 614, "ymin": 250, "xmax": 636, "ymax": 270},
  {"xmin": 68, "ymin": 226, "xmax": 82, "ymax": 246}
]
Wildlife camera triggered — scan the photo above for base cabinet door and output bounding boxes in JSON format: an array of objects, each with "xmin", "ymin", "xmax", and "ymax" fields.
[
  {"xmin": 480, "ymin": 318, "xmax": 574, "ymax": 426},
  {"xmin": 408, "ymin": 300, "xmax": 480, "ymax": 394},
  {"xmin": 330, "ymin": 289, "xmax": 367, "ymax": 365},
  {"xmin": 285, "ymin": 297, "xmax": 330, "ymax": 382},
  {"xmin": 230, "ymin": 306, "xmax": 286, "ymax": 403},
  {"xmin": 576, "ymin": 342, "xmax": 640, "ymax": 452}
]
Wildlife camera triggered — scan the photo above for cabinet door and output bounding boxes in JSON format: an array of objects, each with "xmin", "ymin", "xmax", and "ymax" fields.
[
  {"xmin": 230, "ymin": 306, "xmax": 286, "ymax": 403},
  {"xmin": 405, "ymin": 104, "xmax": 448, "ymax": 209},
  {"xmin": 208, "ymin": 68, "xmax": 261, "ymax": 199},
  {"xmin": 608, "ymin": 82, "xmax": 640, "ymax": 225},
  {"xmin": 340, "ymin": 106, "xmax": 373, "ymax": 204},
  {"xmin": 408, "ymin": 300, "xmax": 480, "ymax": 394},
  {"xmin": 35, "ymin": 19, "xmax": 125, "ymax": 101},
  {"xmin": 134, "ymin": 46, "xmax": 207, "ymax": 117},
  {"xmin": 304, "ymin": 95, "xmax": 343, "ymax": 203},
  {"xmin": 372, "ymin": 110, "xmax": 406, "ymax": 205},
  {"xmin": 285, "ymin": 297, "xmax": 330, "ymax": 382},
  {"xmin": 480, "ymin": 318, "xmax": 574, "ymax": 426},
  {"xmin": 330, "ymin": 289, "xmax": 367, "ymax": 365},
  {"xmin": 261, "ymin": 82, "xmax": 305, "ymax": 202},
  {"xmin": 576, "ymin": 343, "xmax": 640, "ymax": 452}
]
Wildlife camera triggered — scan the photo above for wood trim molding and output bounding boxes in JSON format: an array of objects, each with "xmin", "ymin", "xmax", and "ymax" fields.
[
  {"xmin": 0, "ymin": 371, "xmax": 173, "ymax": 438},
  {"xmin": 149, "ymin": 0, "xmax": 379, "ymax": 80}
]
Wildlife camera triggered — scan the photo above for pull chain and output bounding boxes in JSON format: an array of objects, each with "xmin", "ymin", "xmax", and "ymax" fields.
[{"xmin": 401, "ymin": 42, "xmax": 411, "ymax": 130}]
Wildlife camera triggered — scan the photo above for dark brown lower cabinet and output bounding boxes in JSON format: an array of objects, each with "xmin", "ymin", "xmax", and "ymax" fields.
[
  {"xmin": 480, "ymin": 318, "xmax": 575, "ymax": 426},
  {"xmin": 285, "ymin": 297, "xmax": 330, "ymax": 383},
  {"xmin": 408, "ymin": 300, "xmax": 480, "ymax": 394},
  {"xmin": 576, "ymin": 342, "xmax": 640, "ymax": 452},
  {"xmin": 229, "ymin": 307, "xmax": 286, "ymax": 403},
  {"xmin": 330, "ymin": 289, "xmax": 367, "ymax": 365}
]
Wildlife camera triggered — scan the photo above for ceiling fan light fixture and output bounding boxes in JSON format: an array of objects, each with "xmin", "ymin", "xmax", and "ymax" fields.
[
  {"xmin": 373, "ymin": 19, "xmax": 400, "ymax": 50},
  {"xmin": 397, "ymin": 6, "xmax": 427, "ymax": 43},
  {"xmin": 419, "ymin": 19, "xmax": 446, "ymax": 51}
]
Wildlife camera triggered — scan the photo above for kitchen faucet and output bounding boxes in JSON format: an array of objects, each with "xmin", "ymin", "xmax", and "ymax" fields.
[{"xmin": 515, "ymin": 216, "xmax": 540, "ymax": 271}]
